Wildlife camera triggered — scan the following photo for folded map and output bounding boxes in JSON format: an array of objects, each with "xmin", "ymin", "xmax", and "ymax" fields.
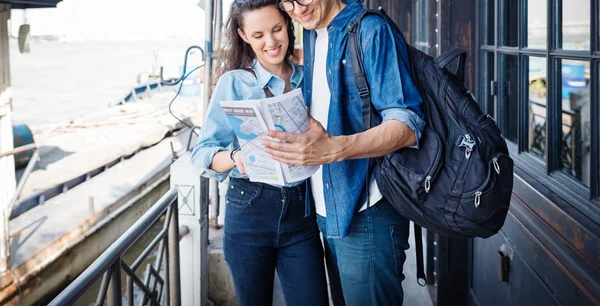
[{"xmin": 219, "ymin": 88, "xmax": 318, "ymax": 186}]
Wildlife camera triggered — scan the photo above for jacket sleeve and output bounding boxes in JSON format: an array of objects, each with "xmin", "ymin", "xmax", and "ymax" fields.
[
  {"xmin": 190, "ymin": 72, "xmax": 239, "ymax": 182},
  {"xmin": 361, "ymin": 18, "xmax": 426, "ymax": 148}
]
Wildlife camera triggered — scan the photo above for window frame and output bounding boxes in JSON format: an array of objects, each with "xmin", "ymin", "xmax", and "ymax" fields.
[{"xmin": 475, "ymin": 0, "xmax": 600, "ymax": 222}]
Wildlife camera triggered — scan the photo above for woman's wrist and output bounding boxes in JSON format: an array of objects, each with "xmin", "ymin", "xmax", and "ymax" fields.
[{"xmin": 230, "ymin": 149, "xmax": 241, "ymax": 162}]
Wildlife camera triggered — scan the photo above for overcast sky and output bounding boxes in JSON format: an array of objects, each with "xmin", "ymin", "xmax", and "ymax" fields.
[{"xmin": 9, "ymin": 0, "xmax": 225, "ymax": 40}]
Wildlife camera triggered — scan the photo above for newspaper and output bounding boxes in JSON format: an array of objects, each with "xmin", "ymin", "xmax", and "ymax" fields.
[{"xmin": 220, "ymin": 88, "xmax": 318, "ymax": 185}]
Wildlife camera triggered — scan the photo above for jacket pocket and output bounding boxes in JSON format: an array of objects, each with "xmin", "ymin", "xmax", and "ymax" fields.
[{"xmin": 331, "ymin": 59, "xmax": 362, "ymax": 104}]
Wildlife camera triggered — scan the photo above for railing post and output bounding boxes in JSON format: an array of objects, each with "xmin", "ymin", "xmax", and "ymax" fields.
[
  {"xmin": 168, "ymin": 202, "xmax": 182, "ymax": 306},
  {"xmin": 107, "ymin": 260, "xmax": 122, "ymax": 306},
  {"xmin": 170, "ymin": 151, "xmax": 209, "ymax": 306}
]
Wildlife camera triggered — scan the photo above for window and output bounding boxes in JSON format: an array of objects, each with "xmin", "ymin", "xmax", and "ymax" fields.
[
  {"xmin": 478, "ymin": 0, "xmax": 599, "ymax": 201},
  {"xmin": 412, "ymin": 0, "xmax": 430, "ymax": 54}
]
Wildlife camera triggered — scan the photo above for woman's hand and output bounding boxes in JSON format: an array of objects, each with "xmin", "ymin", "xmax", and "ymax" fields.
[{"xmin": 232, "ymin": 150, "xmax": 247, "ymax": 175}]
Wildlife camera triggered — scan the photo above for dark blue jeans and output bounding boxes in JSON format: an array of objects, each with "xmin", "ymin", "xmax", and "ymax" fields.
[
  {"xmin": 223, "ymin": 178, "xmax": 329, "ymax": 306},
  {"xmin": 317, "ymin": 198, "xmax": 411, "ymax": 306}
]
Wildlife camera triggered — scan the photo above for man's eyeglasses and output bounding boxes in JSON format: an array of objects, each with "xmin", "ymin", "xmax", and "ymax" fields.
[
  {"xmin": 277, "ymin": 0, "xmax": 314, "ymax": 12},
  {"xmin": 234, "ymin": 0, "xmax": 313, "ymax": 12}
]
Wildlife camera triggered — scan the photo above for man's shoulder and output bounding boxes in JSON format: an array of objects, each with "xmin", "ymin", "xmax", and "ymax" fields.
[{"xmin": 356, "ymin": 11, "xmax": 388, "ymax": 32}]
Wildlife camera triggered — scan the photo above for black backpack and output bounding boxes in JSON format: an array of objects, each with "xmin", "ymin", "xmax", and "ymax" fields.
[{"xmin": 348, "ymin": 7, "xmax": 514, "ymax": 284}]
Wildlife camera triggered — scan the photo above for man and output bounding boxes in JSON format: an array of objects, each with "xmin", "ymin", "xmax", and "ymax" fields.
[{"xmin": 262, "ymin": 0, "xmax": 425, "ymax": 304}]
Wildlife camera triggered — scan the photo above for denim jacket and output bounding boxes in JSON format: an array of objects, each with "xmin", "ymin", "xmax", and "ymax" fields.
[
  {"xmin": 190, "ymin": 60, "xmax": 304, "ymax": 185},
  {"xmin": 303, "ymin": 2, "xmax": 425, "ymax": 238}
]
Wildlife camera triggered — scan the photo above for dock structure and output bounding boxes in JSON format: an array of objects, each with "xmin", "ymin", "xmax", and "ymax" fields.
[
  {"xmin": 0, "ymin": 2, "xmax": 16, "ymax": 275},
  {"xmin": 0, "ymin": 90, "xmax": 203, "ymax": 304}
]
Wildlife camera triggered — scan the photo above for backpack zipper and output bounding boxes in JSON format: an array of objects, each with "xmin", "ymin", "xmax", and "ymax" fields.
[
  {"xmin": 460, "ymin": 91, "xmax": 474, "ymax": 117},
  {"xmin": 456, "ymin": 133, "xmax": 476, "ymax": 182},
  {"xmin": 446, "ymin": 95, "xmax": 470, "ymax": 162},
  {"xmin": 424, "ymin": 132, "xmax": 443, "ymax": 193},
  {"xmin": 473, "ymin": 156, "xmax": 501, "ymax": 208}
]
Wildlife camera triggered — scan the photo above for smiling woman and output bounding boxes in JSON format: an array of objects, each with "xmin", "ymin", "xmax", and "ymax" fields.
[
  {"xmin": 190, "ymin": 1, "xmax": 330, "ymax": 305},
  {"xmin": 217, "ymin": 0, "xmax": 297, "ymax": 79}
]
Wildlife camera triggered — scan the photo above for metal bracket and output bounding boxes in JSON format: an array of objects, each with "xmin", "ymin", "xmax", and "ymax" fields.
[{"xmin": 159, "ymin": 45, "xmax": 206, "ymax": 86}]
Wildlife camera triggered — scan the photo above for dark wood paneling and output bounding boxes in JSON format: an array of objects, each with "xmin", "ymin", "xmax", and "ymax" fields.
[
  {"xmin": 439, "ymin": 0, "xmax": 476, "ymax": 89},
  {"xmin": 509, "ymin": 176, "xmax": 600, "ymax": 304},
  {"xmin": 469, "ymin": 229, "xmax": 561, "ymax": 306},
  {"xmin": 511, "ymin": 169, "xmax": 600, "ymax": 270},
  {"xmin": 365, "ymin": 0, "xmax": 412, "ymax": 42},
  {"xmin": 469, "ymin": 174, "xmax": 600, "ymax": 306}
]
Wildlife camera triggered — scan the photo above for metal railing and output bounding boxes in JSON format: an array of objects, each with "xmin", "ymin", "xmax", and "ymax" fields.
[
  {"xmin": 529, "ymin": 99, "xmax": 583, "ymax": 179},
  {"xmin": 49, "ymin": 189, "xmax": 184, "ymax": 306}
]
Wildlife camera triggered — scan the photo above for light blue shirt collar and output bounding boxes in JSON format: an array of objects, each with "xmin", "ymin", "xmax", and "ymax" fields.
[{"xmin": 251, "ymin": 59, "xmax": 303, "ymax": 91}]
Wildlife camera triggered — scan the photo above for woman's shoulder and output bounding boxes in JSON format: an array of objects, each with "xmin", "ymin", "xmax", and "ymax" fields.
[{"xmin": 216, "ymin": 69, "xmax": 258, "ymax": 88}]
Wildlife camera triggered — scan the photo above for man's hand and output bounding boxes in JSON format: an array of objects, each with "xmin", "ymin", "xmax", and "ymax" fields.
[{"xmin": 261, "ymin": 114, "xmax": 344, "ymax": 166}]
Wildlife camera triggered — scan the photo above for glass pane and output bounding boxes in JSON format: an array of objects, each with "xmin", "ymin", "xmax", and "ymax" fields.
[
  {"xmin": 527, "ymin": 0, "xmax": 547, "ymax": 48},
  {"xmin": 412, "ymin": 0, "xmax": 429, "ymax": 53},
  {"xmin": 485, "ymin": 0, "xmax": 495, "ymax": 45},
  {"xmin": 560, "ymin": 60, "xmax": 591, "ymax": 186},
  {"xmin": 482, "ymin": 52, "xmax": 496, "ymax": 115},
  {"xmin": 527, "ymin": 57, "xmax": 547, "ymax": 161},
  {"xmin": 502, "ymin": 0, "xmax": 518, "ymax": 46},
  {"xmin": 502, "ymin": 54, "xmax": 519, "ymax": 142},
  {"xmin": 562, "ymin": 0, "xmax": 591, "ymax": 50}
]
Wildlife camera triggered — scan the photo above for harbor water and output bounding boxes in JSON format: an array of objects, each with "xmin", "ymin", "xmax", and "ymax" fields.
[{"xmin": 9, "ymin": 38, "xmax": 203, "ymax": 127}]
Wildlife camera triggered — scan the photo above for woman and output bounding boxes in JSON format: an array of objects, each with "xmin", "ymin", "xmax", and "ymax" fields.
[{"xmin": 190, "ymin": 1, "xmax": 328, "ymax": 305}]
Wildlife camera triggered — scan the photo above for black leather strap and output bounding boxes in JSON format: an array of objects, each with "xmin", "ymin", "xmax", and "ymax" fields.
[{"xmin": 414, "ymin": 223, "xmax": 428, "ymax": 286}]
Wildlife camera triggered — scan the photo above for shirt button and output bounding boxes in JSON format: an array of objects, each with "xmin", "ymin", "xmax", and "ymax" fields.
[
  {"xmin": 342, "ymin": 59, "xmax": 347, "ymax": 64},
  {"xmin": 329, "ymin": 43, "xmax": 332, "ymax": 48},
  {"xmin": 325, "ymin": 183, "xmax": 330, "ymax": 189},
  {"xmin": 328, "ymin": 69, "xmax": 332, "ymax": 75}
]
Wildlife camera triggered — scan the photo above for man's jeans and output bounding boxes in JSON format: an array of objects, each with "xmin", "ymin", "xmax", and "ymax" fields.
[
  {"xmin": 223, "ymin": 178, "xmax": 329, "ymax": 306},
  {"xmin": 317, "ymin": 198, "xmax": 411, "ymax": 306}
]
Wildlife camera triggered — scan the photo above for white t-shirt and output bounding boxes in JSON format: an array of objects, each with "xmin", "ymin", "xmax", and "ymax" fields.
[{"xmin": 310, "ymin": 27, "xmax": 382, "ymax": 217}]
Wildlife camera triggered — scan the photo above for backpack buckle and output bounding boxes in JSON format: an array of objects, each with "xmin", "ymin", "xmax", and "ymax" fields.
[
  {"xmin": 358, "ymin": 87, "xmax": 370, "ymax": 99},
  {"xmin": 347, "ymin": 22, "xmax": 357, "ymax": 34},
  {"xmin": 458, "ymin": 134, "xmax": 476, "ymax": 159}
]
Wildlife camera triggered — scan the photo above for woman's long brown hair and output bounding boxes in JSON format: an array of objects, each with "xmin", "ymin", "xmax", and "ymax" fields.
[{"xmin": 216, "ymin": 0, "xmax": 297, "ymax": 80}]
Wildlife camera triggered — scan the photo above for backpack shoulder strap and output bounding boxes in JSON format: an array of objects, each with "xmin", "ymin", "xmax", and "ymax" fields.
[
  {"xmin": 348, "ymin": 7, "xmax": 428, "ymax": 287},
  {"xmin": 347, "ymin": 7, "xmax": 408, "ymax": 132},
  {"xmin": 347, "ymin": 9, "xmax": 376, "ymax": 131},
  {"xmin": 242, "ymin": 68, "xmax": 274, "ymax": 98},
  {"xmin": 347, "ymin": 9, "xmax": 374, "ymax": 210}
]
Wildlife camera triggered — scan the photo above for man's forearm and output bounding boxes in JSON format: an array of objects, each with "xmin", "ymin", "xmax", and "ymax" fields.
[{"xmin": 335, "ymin": 120, "xmax": 416, "ymax": 161}]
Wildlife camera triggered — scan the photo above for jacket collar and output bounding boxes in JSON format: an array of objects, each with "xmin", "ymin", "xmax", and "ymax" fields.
[
  {"xmin": 328, "ymin": 1, "xmax": 364, "ymax": 32},
  {"xmin": 251, "ymin": 58, "xmax": 301, "ymax": 89}
]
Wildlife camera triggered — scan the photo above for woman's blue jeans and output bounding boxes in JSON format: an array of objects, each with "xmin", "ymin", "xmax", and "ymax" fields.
[{"xmin": 223, "ymin": 178, "xmax": 329, "ymax": 306}]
